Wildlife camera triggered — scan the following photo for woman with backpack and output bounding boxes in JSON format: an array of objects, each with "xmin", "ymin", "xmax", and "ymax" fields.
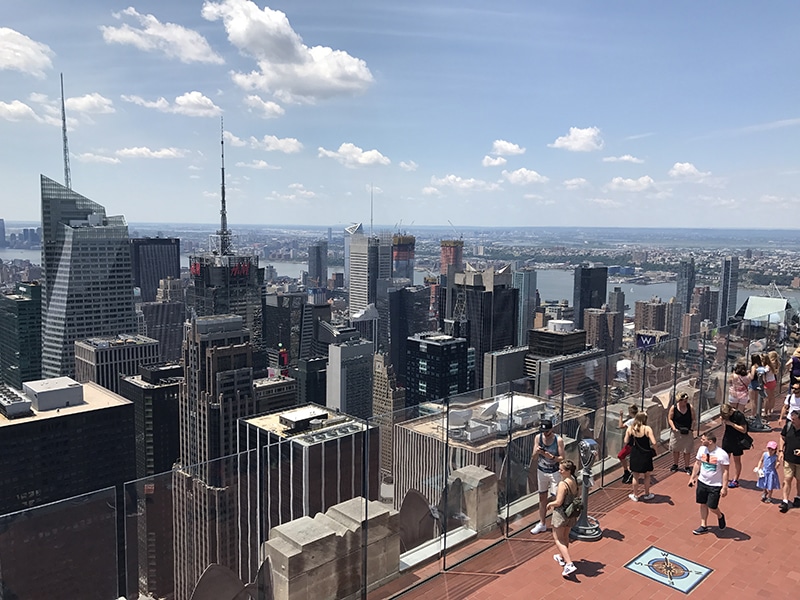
[{"xmin": 548, "ymin": 459, "xmax": 580, "ymax": 578}]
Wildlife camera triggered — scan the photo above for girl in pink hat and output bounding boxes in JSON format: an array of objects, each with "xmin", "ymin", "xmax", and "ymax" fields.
[{"xmin": 755, "ymin": 441, "xmax": 781, "ymax": 503}]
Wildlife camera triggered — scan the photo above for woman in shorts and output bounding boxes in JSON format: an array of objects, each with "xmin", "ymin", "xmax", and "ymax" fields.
[{"xmin": 728, "ymin": 362, "xmax": 750, "ymax": 413}]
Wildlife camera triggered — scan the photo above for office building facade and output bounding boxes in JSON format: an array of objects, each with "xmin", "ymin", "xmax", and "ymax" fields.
[
  {"xmin": 173, "ymin": 315, "xmax": 257, "ymax": 600},
  {"xmin": 405, "ymin": 332, "xmax": 469, "ymax": 406},
  {"xmin": 75, "ymin": 334, "xmax": 160, "ymax": 395},
  {"xmin": 512, "ymin": 268, "xmax": 537, "ymax": 347},
  {"xmin": 348, "ymin": 231, "xmax": 392, "ymax": 318},
  {"xmin": 717, "ymin": 255, "xmax": 739, "ymax": 326},
  {"xmin": 326, "ymin": 338, "xmax": 374, "ymax": 419},
  {"xmin": 0, "ymin": 281, "xmax": 42, "ymax": 389},
  {"xmin": 40, "ymin": 175, "xmax": 136, "ymax": 378},
  {"xmin": 307, "ymin": 240, "xmax": 328, "ymax": 288},
  {"xmin": 129, "ymin": 237, "xmax": 181, "ymax": 303},
  {"xmin": 573, "ymin": 264, "xmax": 607, "ymax": 330},
  {"xmin": 676, "ymin": 257, "xmax": 696, "ymax": 312},
  {"xmin": 391, "ymin": 234, "xmax": 416, "ymax": 280}
]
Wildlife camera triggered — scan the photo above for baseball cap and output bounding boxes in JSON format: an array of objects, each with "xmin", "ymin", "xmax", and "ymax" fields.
[
  {"xmin": 539, "ymin": 419, "xmax": 553, "ymax": 432},
  {"xmin": 766, "ymin": 441, "xmax": 778, "ymax": 450}
]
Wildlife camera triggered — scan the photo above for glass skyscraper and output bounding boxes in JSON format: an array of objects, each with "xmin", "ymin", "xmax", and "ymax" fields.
[{"xmin": 40, "ymin": 175, "xmax": 136, "ymax": 378}]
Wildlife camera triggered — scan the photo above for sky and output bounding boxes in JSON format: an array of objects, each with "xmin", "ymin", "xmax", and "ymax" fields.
[{"xmin": 1, "ymin": 1, "xmax": 799, "ymax": 229}]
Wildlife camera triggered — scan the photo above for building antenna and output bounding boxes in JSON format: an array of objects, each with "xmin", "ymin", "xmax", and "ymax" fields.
[
  {"xmin": 370, "ymin": 183, "xmax": 374, "ymax": 237},
  {"xmin": 217, "ymin": 117, "xmax": 231, "ymax": 255},
  {"xmin": 60, "ymin": 73, "xmax": 72, "ymax": 190}
]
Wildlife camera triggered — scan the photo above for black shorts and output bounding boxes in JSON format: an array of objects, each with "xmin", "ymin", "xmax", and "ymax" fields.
[{"xmin": 696, "ymin": 481, "xmax": 722, "ymax": 509}]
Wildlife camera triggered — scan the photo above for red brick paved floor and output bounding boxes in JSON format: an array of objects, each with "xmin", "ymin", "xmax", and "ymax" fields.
[{"xmin": 385, "ymin": 419, "xmax": 797, "ymax": 599}]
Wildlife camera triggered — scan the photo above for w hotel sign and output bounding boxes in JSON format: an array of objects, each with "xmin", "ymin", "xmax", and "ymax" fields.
[{"xmin": 636, "ymin": 330, "xmax": 669, "ymax": 349}]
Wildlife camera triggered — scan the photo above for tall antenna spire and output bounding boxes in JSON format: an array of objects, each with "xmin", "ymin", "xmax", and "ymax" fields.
[
  {"xmin": 370, "ymin": 183, "xmax": 374, "ymax": 237},
  {"xmin": 60, "ymin": 73, "xmax": 72, "ymax": 190},
  {"xmin": 217, "ymin": 117, "xmax": 231, "ymax": 255}
]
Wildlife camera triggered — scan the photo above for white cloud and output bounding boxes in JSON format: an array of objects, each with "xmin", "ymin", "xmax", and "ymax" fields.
[
  {"xmin": 422, "ymin": 186, "xmax": 441, "ymax": 196},
  {"xmin": 122, "ymin": 91, "xmax": 222, "ymax": 117},
  {"xmin": 100, "ymin": 7, "xmax": 223, "ymax": 64},
  {"xmin": 668, "ymin": 162, "xmax": 711, "ymax": 180},
  {"xmin": 223, "ymin": 131, "xmax": 247, "ymax": 146},
  {"xmin": 587, "ymin": 198, "xmax": 623, "ymax": 208},
  {"xmin": 116, "ymin": 146, "xmax": 187, "ymax": 159},
  {"xmin": 502, "ymin": 168, "xmax": 548, "ymax": 185},
  {"xmin": 548, "ymin": 126, "xmax": 604, "ymax": 152},
  {"xmin": 0, "ymin": 28, "xmax": 54, "ymax": 78},
  {"xmin": 606, "ymin": 175, "xmax": 654, "ymax": 192},
  {"xmin": 399, "ymin": 160, "xmax": 418, "ymax": 172},
  {"xmin": 66, "ymin": 93, "xmax": 115, "ymax": 114},
  {"xmin": 563, "ymin": 177, "xmax": 588, "ymax": 190},
  {"xmin": 235, "ymin": 159, "xmax": 280, "ymax": 170},
  {"xmin": 243, "ymin": 94, "xmax": 285, "ymax": 118},
  {"xmin": 430, "ymin": 174, "xmax": 500, "ymax": 192},
  {"xmin": 602, "ymin": 154, "xmax": 643, "ymax": 164},
  {"xmin": 491, "ymin": 140, "xmax": 525, "ymax": 156},
  {"xmin": 74, "ymin": 152, "xmax": 120, "ymax": 164},
  {"xmin": 482, "ymin": 155, "xmax": 507, "ymax": 167},
  {"xmin": 252, "ymin": 134, "xmax": 303, "ymax": 153},
  {"xmin": 188, "ymin": 165, "xmax": 203, "ymax": 171},
  {"xmin": 318, "ymin": 142, "xmax": 390, "ymax": 168},
  {"xmin": 0, "ymin": 100, "xmax": 42, "ymax": 122},
  {"xmin": 288, "ymin": 183, "xmax": 315, "ymax": 198},
  {"xmin": 202, "ymin": 0, "xmax": 373, "ymax": 104}
]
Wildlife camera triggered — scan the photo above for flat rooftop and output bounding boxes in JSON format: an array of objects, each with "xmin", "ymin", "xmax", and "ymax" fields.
[{"xmin": 0, "ymin": 381, "xmax": 131, "ymax": 428}]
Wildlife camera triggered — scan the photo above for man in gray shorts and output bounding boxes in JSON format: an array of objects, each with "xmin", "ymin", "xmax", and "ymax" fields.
[{"xmin": 530, "ymin": 419, "xmax": 565, "ymax": 534}]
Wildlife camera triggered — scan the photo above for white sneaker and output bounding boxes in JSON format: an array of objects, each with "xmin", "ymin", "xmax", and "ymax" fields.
[
  {"xmin": 643, "ymin": 493, "xmax": 655, "ymax": 501},
  {"xmin": 628, "ymin": 493, "xmax": 639, "ymax": 502},
  {"xmin": 530, "ymin": 522, "xmax": 547, "ymax": 534},
  {"xmin": 562, "ymin": 563, "xmax": 577, "ymax": 577},
  {"xmin": 553, "ymin": 554, "xmax": 566, "ymax": 566}
]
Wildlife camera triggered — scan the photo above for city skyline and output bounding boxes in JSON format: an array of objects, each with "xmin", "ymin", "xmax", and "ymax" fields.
[{"xmin": 2, "ymin": 2, "xmax": 799, "ymax": 228}]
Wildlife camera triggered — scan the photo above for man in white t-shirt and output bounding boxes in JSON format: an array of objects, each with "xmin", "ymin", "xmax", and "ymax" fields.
[
  {"xmin": 780, "ymin": 384, "xmax": 800, "ymax": 421},
  {"xmin": 688, "ymin": 432, "xmax": 730, "ymax": 535}
]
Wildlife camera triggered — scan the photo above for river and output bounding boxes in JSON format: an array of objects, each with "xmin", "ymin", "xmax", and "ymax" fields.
[{"xmin": 2, "ymin": 248, "xmax": 796, "ymax": 313}]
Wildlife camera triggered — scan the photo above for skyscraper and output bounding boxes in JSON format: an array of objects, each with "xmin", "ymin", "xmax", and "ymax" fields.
[
  {"xmin": 717, "ymin": 255, "xmax": 739, "ymax": 326},
  {"xmin": 391, "ymin": 234, "xmax": 415, "ymax": 280},
  {"xmin": 573, "ymin": 264, "xmax": 607, "ymax": 330},
  {"xmin": 445, "ymin": 265, "xmax": 518, "ymax": 389},
  {"xmin": 40, "ymin": 176, "xmax": 136, "ymax": 378},
  {"xmin": 326, "ymin": 338, "xmax": 374, "ymax": 419},
  {"xmin": 439, "ymin": 239, "xmax": 464, "ymax": 276},
  {"xmin": 347, "ymin": 231, "xmax": 391, "ymax": 319},
  {"xmin": 74, "ymin": 334, "xmax": 160, "ymax": 395},
  {"xmin": 343, "ymin": 222, "xmax": 363, "ymax": 291},
  {"xmin": 119, "ymin": 363, "xmax": 182, "ymax": 599},
  {"xmin": 129, "ymin": 237, "xmax": 181, "ymax": 303},
  {"xmin": 0, "ymin": 218, "xmax": 5, "ymax": 247},
  {"xmin": 0, "ymin": 281, "xmax": 41, "ymax": 389},
  {"xmin": 512, "ymin": 268, "xmax": 537, "ymax": 347},
  {"xmin": 173, "ymin": 315, "xmax": 256, "ymax": 600},
  {"xmin": 405, "ymin": 332, "xmax": 469, "ymax": 406},
  {"xmin": 372, "ymin": 352, "xmax": 406, "ymax": 479},
  {"xmin": 676, "ymin": 257, "xmax": 695, "ymax": 313},
  {"xmin": 307, "ymin": 240, "xmax": 328, "ymax": 288},
  {"xmin": 184, "ymin": 131, "xmax": 265, "ymax": 358},
  {"xmin": 584, "ymin": 306, "xmax": 622, "ymax": 353}
]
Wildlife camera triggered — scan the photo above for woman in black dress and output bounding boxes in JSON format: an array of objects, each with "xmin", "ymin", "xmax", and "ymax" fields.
[{"xmin": 625, "ymin": 412, "xmax": 658, "ymax": 502}]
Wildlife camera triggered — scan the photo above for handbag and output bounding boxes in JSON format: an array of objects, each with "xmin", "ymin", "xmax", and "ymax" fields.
[
  {"xmin": 564, "ymin": 495, "xmax": 583, "ymax": 518},
  {"xmin": 739, "ymin": 432, "xmax": 754, "ymax": 450}
]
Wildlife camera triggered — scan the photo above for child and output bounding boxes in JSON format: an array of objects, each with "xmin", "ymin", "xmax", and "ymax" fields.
[
  {"xmin": 617, "ymin": 404, "xmax": 639, "ymax": 484},
  {"xmin": 755, "ymin": 441, "xmax": 781, "ymax": 503}
]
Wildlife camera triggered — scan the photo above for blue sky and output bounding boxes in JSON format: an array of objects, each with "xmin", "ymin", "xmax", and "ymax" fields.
[{"xmin": 1, "ymin": 1, "xmax": 799, "ymax": 228}]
